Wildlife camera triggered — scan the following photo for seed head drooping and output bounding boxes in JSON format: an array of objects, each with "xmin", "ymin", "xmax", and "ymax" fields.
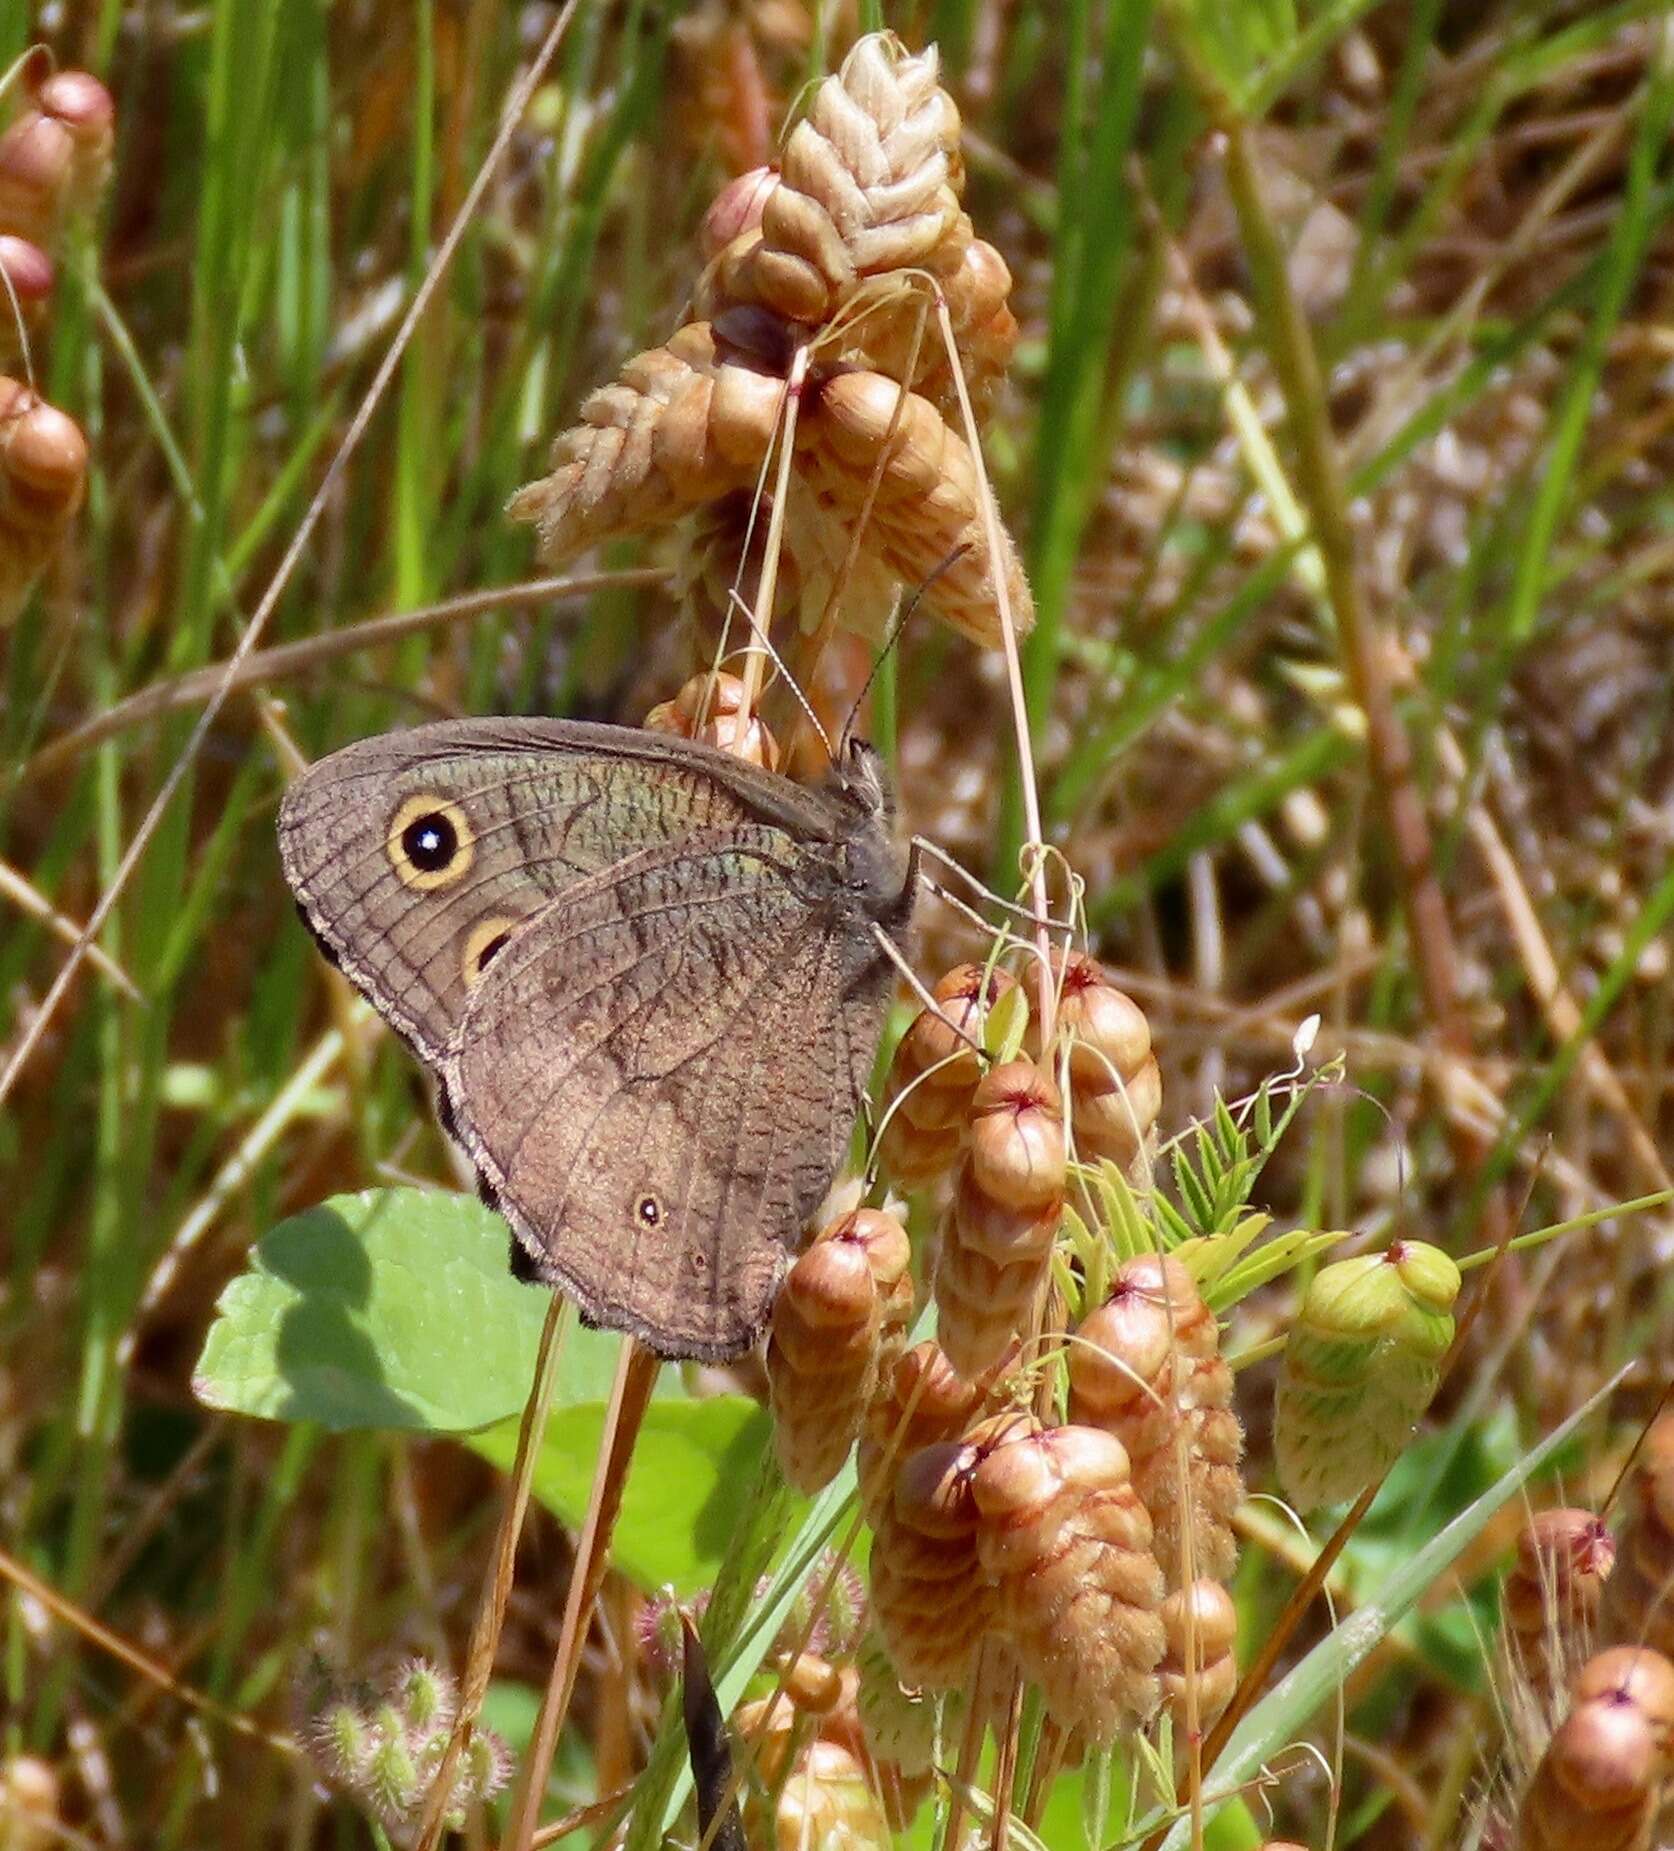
[
  {"xmin": 969, "ymin": 1414, "xmax": 1167, "ymax": 1742},
  {"xmin": 1030, "ymin": 952, "xmax": 1163, "ymax": 1173},
  {"xmin": 1516, "ymin": 1645, "xmax": 1674, "ymax": 1851},
  {"xmin": 856, "ymin": 1335, "xmax": 1008, "ymax": 1521},
  {"xmin": 645, "ymin": 667, "xmax": 781, "ymax": 769},
  {"xmin": 765, "ymin": 1206, "xmax": 913, "ymax": 1493},
  {"xmin": 880, "ymin": 962, "xmax": 1019, "ymax": 1192},
  {"xmin": 1069, "ymin": 1253, "xmax": 1244, "ymax": 1588},
  {"xmin": 1275, "ymin": 1240, "xmax": 1461, "ymax": 1512},
  {"xmin": 1503, "ymin": 1508, "xmax": 1617, "ymax": 1698},
  {"xmin": 935, "ymin": 1058, "xmax": 1066, "ymax": 1378},
  {"xmin": 868, "ymin": 1433, "xmax": 992, "ymax": 1690}
]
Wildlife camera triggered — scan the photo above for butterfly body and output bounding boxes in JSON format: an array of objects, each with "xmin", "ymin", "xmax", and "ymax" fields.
[{"xmin": 279, "ymin": 718, "xmax": 914, "ymax": 1359}]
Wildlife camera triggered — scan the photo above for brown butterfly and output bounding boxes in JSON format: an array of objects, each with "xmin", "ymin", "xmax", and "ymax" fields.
[{"xmin": 279, "ymin": 719, "xmax": 916, "ymax": 1360}]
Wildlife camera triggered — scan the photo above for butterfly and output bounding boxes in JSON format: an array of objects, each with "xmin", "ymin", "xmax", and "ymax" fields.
[{"xmin": 278, "ymin": 718, "xmax": 916, "ymax": 1360}]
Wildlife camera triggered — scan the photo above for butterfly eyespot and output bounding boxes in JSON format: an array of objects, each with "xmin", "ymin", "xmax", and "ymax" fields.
[
  {"xmin": 387, "ymin": 794, "xmax": 475, "ymax": 891},
  {"xmin": 461, "ymin": 915, "xmax": 519, "ymax": 988},
  {"xmin": 635, "ymin": 1194, "xmax": 663, "ymax": 1229}
]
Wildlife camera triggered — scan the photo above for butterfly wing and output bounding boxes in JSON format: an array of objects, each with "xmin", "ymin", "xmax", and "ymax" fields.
[
  {"xmin": 446, "ymin": 827, "xmax": 892, "ymax": 1359},
  {"xmin": 278, "ymin": 718, "xmax": 844, "ymax": 1062}
]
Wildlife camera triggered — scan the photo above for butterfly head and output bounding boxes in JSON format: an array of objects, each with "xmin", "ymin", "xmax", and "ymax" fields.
[
  {"xmin": 832, "ymin": 733, "xmax": 893, "ymax": 822},
  {"xmin": 827, "ymin": 736, "xmax": 913, "ymax": 927}
]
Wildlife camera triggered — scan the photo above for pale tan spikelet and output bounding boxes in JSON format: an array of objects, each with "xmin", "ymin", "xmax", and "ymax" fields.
[
  {"xmin": 0, "ymin": 235, "xmax": 53, "ymax": 360},
  {"xmin": 1031, "ymin": 951, "xmax": 1163, "ymax": 1172},
  {"xmin": 935, "ymin": 1060, "xmax": 1065, "ymax": 1377},
  {"xmin": 1159, "ymin": 1578, "xmax": 1239, "ymax": 1734},
  {"xmin": 869, "ymin": 1434, "xmax": 993, "ymax": 1689},
  {"xmin": 1069, "ymin": 1253, "xmax": 1244, "ymax": 1588},
  {"xmin": 1602, "ymin": 1416, "xmax": 1674, "ymax": 1661},
  {"xmin": 801, "ymin": 368, "xmax": 1033, "ymax": 648},
  {"xmin": 737, "ymin": 1695, "xmax": 893, "ymax": 1851},
  {"xmin": 970, "ymin": 1417, "xmax": 1166, "ymax": 1742},
  {"xmin": 507, "ymin": 321, "xmax": 784, "ymax": 563},
  {"xmin": 0, "ymin": 70, "xmax": 114, "ymax": 247},
  {"xmin": 879, "ymin": 962, "xmax": 1020, "ymax": 1193},
  {"xmin": 708, "ymin": 34, "xmax": 963, "ymax": 331},
  {"xmin": 644, "ymin": 667, "xmax": 780, "ymax": 769},
  {"xmin": 1504, "ymin": 1509, "xmax": 1616, "ymax": 1697},
  {"xmin": 857, "ymin": 1336, "xmax": 1005, "ymax": 1520},
  {"xmin": 0, "ymin": 379, "xmax": 86, "ymax": 624},
  {"xmin": 766, "ymin": 1208, "xmax": 912, "ymax": 1493},
  {"xmin": 1518, "ymin": 1646, "xmax": 1674, "ymax": 1851}
]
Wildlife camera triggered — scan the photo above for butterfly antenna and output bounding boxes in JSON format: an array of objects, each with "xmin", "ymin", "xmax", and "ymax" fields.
[
  {"xmin": 724, "ymin": 588, "xmax": 831, "ymax": 758},
  {"xmin": 838, "ymin": 543, "xmax": 972, "ymax": 752}
]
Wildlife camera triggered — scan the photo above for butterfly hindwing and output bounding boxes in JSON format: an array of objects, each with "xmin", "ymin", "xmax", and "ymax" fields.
[{"xmin": 446, "ymin": 829, "xmax": 891, "ymax": 1358}]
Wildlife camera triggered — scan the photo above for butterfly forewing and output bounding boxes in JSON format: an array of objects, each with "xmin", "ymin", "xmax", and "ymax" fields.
[
  {"xmin": 447, "ymin": 829, "xmax": 891, "ymax": 1358},
  {"xmin": 277, "ymin": 719, "xmax": 846, "ymax": 1061}
]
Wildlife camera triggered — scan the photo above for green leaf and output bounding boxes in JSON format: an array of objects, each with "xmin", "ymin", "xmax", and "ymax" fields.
[
  {"xmin": 194, "ymin": 1186, "xmax": 689, "ymax": 1433},
  {"xmin": 193, "ymin": 1189, "xmax": 554, "ymax": 1431},
  {"xmin": 984, "ymin": 977, "xmax": 1032, "ymax": 1063},
  {"xmin": 468, "ymin": 1397, "xmax": 773, "ymax": 1595}
]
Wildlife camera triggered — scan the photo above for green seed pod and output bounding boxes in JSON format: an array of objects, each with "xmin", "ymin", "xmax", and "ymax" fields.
[{"xmin": 1275, "ymin": 1241, "xmax": 1460, "ymax": 1510}]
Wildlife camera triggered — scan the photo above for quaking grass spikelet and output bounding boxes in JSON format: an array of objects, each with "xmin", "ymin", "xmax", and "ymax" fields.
[
  {"xmin": 765, "ymin": 1206, "xmax": 912, "ymax": 1492},
  {"xmin": 879, "ymin": 961, "xmax": 1018, "ymax": 1191},
  {"xmin": 969, "ymin": 1414, "xmax": 1167, "ymax": 1742},
  {"xmin": 0, "ymin": 68, "xmax": 114, "ymax": 245},
  {"xmin": 507, "ymin": 320, "xmax": 785, "ymax": 564},
  {"xmin": 644, "ymin": 668, "xmax": 781, "ymax": 768},
  {"xmin": 1031, "ymin": 951, "xmax": 1163, "ymax": 1172},
  {"xmin": 1159, "ymin": 1577, "xmax": 1239, "ymax": 1735},
  {"xmin": 1517, "ymin": 1646, "xmax": 1674, "ymax": 1851},
  {"xmin": 935, "ymin": 1058, "xmax": 1065, "ymax": 1377},
  {"xmin": 1274, "ymin": 1240, "xmax": 1460, "ymax": 1511},
  {"xmin": 1069, "ymin": 1253, "xmax": 1244, "ymax": 1588},
  {"xmin": 868, "ymin": 1431, "xmax": 992, "ymax": 1690},
  {"xmin": 0, "ymin": 378, "xmax": 87, "ymax": 623},
  {"xmin": 856, "ymin": 1335, "xmax": 1007, "ymax": 1520},
  {"xmin": 1503, "ymin": 1509, "xmax": 1617, "ymax": 1699}
]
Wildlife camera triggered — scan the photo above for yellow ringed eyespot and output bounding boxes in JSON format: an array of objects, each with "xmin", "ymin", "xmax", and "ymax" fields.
[{"xmin": 386, "ymin": 794, "xmax": 475, "ymax": 891}]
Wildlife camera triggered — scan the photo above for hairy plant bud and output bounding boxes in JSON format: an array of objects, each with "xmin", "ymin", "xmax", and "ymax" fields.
[
  {"xmin": 700, "ymin": 165, "xmax": 780, "ymax": 259},
  {"xmin": 767, "ymin": 1207, "xmax": 912, "ymax": 1492},
  {"xmin": 1275, "ymin": 1241, "xmax": 1460, "ymax": 1511},
  {"xmin": 880, "ymin": 963, "xmax": 1019, "ymax": 1193},
  {"xmin": 966, "ymin": 1059, "xmax": 1065, "ymax": 1212},
  {"xmin": 1070, "ymin": 1253, "xmax": 1243, "ymax": 1587},
  {"xmin": 1029, "ymin": 952, "xmax": 1162, "ymax": 1172}
]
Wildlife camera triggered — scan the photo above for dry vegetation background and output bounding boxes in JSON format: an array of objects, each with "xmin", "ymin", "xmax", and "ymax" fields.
[{"xmin": 3, "ymin": 1, "xmax": 1674, "ymax": 1847}]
